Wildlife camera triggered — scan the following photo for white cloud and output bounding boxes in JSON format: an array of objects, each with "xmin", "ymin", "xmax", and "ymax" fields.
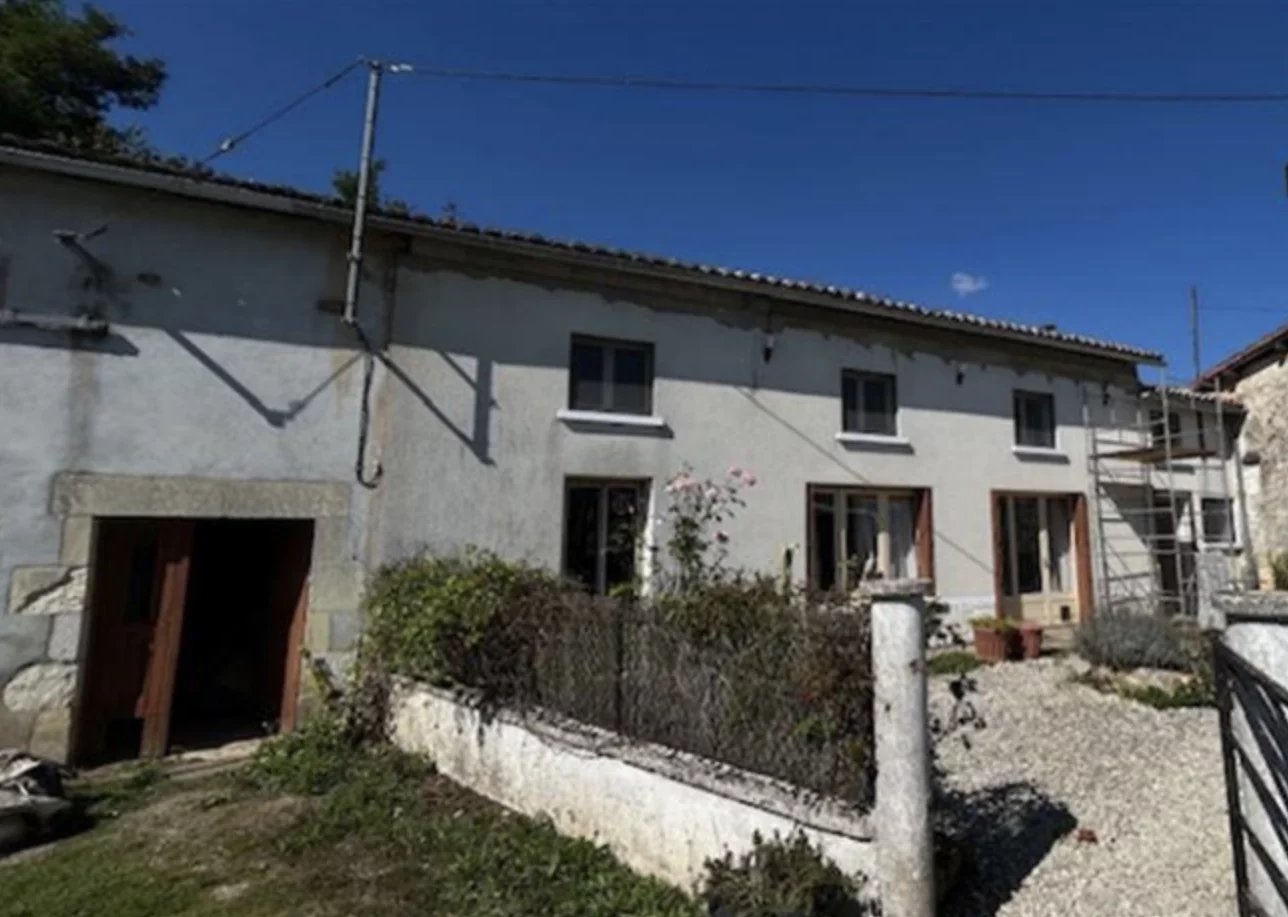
[{"xmin": 951, "ymin": 272, "xmax": 989, "ymax": 297}]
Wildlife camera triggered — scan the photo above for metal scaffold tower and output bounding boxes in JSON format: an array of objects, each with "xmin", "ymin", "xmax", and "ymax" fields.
[{"xmin": 1083, "ymin": 372, "xmax": 1235, "ymax": 617}]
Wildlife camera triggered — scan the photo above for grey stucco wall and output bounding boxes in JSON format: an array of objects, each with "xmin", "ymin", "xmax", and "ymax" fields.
[
  {"xmin": 0, "ymin": 169, "xmax": 385, "ymax": 755},
  {"xmin": 375, "ymin": 264, "xmax": 1144, "ymax": 622}
]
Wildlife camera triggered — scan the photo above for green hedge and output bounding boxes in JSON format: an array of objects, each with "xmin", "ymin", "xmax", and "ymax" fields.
[{"xmin": 362, "ymin": 553, "xmax": 876, "ymax": 809}]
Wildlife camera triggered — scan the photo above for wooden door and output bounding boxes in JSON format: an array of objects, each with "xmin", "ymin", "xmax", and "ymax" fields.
[
  {"xmin": 266, "ymin": 523, "xmax": 313, "ymax": 733},
  {"xmin": 995, "ymin": 494, "xmax": 1079, "ymax": 625},
  {"xmin": 76, "ymin": 519, "xmax": 194, "ymax": 763}
]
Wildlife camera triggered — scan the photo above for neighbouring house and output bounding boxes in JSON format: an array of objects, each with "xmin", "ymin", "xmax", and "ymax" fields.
[
  {"xmin": 1198, "ymin": 321, "xmax": 1288, "ymax": 589},
  {"xmin": 0, "ymin": 139, "xmax": 1241, "ymax": 763}
]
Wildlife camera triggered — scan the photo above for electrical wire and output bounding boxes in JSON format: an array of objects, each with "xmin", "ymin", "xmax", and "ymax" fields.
[
  {"xmin": 399, "ymin": 65, "xmax": 1288, "ymax": 104},
  {"xmin": 200, "ymin": 59, "xmax": 366, "ymax": 164}
]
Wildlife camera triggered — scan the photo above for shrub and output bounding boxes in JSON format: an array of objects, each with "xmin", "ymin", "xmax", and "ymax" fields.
[
  {"xmin": 242, "ymin": 714, "xmax": 366, "ymax": 796},
  {"xmin": 361, "ymin": 550, "xmax": 579, "ymax": 700},
  {"xmin": 701, "ymin": 832, "xmax": 874, "ymax": 917},
  {"xmin": 364, "ymin": 555, "xmax": 876, "ymax": 807},
  {"xmin": 927, "ymin": 650, "xmax": 981, "ymax": 677},
  {"xmin": 969, "ymin": 616, "xmax": 1016, "ymax": 632},
  {"xmin": 1117, "ymin": 678, "xmax": 1214, "ymax": 709},
  {"xmin": 1074, "ymin": 612, "xmax": 1195, "ymax": 672}
]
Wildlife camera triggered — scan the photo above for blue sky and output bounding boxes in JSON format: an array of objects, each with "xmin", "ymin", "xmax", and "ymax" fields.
[{"xmin": 101, "ymin": 0, "xmax": 1288, "ymax": 378}]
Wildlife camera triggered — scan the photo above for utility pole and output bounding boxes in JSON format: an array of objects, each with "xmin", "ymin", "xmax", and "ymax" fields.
[
  {"xmin": 343, "ymin": 59, "xmax": 383, "ymax": 326},
  {"xmin": 344, "ymin": 59, "xmax": 385, "ymax": 488}
]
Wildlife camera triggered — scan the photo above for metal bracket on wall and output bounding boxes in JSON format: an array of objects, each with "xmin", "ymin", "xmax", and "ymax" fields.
[{"xmin": 0, "ymin": 308, "xmax": 109, "ymax": 336}]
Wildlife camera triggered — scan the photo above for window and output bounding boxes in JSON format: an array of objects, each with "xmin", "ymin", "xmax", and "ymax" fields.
[
  {"xmin": 808, "ymin": 487, "xmax": 927, "ymax": 591},
  {"xmin": 1149, "ymin": 410, "xmax": 1181, "ymax": 447},
  {"xmin": 1013, "ymin": 391, "xmax": 1056, "ymax": 449},
  {"xmin": 564, "ymin": 480, "xmax": 647, "ymax": 594},
  {"xmin": 568, "ymin": 336, "xmax": 654, "ymax": 415},
  {"xmin": 842, "ymin": 371, "xmax": 898, "ymax": 436},
  {"xmin": 1201, "ymin": 497, "xmax": 1235, "ymax": 545}
]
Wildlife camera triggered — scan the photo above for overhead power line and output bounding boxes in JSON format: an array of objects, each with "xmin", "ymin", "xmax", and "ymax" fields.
[
  {"xmin": 201, "ymin": 59, "xmax": 366, "ymax": 164},
  {"xmin": 398, "ymin": 65, "xmax": 1288, "ymax": 104}
]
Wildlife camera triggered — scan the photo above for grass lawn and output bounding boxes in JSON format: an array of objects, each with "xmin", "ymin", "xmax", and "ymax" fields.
[{"xmin": 0, "ymin": 743, "xmax": 698, "ymax": 917}]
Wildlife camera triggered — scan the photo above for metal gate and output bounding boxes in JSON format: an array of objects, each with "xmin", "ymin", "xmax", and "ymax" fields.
[{"xmin": 1216, "ymin": 637, "xmax": 1288, "ymax": 917}]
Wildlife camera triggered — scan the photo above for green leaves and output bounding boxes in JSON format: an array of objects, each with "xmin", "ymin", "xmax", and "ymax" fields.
[{"xmin": 0, "ymin": 0, "xmax": 167, "ymax": 152}]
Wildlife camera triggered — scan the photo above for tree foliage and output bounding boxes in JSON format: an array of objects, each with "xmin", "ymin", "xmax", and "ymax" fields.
[
  {"xmin": 0, "ymin": 0, "xmax": 167, "ymax": 152},
  {"xmin": 332, "ymin": 159, "xmax": 411, "ymax": 215}
]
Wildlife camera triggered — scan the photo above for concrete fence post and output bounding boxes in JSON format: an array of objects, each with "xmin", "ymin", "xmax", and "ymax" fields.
[{"xmin": 866, "ymin": 578, "xmax": 935, "ymax": 917}]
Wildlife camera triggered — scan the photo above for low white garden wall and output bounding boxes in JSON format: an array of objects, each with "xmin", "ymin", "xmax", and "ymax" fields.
[{"xmin": 388, "ymin": 680, "xmax": 877, "ymax": 892}]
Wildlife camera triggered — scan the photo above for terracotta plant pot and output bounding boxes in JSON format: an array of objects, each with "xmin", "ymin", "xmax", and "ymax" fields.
[
  {"xmin": 972, "ymin": 623, "xmax": 1013, "ymax": 664},
  {"xmin": 1018, "ymin": 623, "xmax": 1044, "ymax": 660}
]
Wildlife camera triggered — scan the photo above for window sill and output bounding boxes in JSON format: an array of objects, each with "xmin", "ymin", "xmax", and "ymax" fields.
[
  {"xmin": 556, "ymin": 408, "xmax": 668, "ymax": 430},
  {"xmin": 1012, "ymin": 445, "xmax": 1068, "ymax": 462},
  {"xmin": 834, "ymin": 432, "xmax": 912, "ymax": 451}
]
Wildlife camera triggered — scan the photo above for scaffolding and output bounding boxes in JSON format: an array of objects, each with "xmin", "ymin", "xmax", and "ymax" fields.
[{"xmin": 1083, "ymin": 372, "xmax": 1235, "ymax": 617}]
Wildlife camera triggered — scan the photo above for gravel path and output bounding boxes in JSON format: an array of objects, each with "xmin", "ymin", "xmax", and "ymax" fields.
[{"xmin": 932, "ymin": 658, "xmax": 1236, "ymax": 917}]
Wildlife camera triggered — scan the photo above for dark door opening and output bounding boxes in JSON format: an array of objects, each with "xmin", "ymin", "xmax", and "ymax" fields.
[
  {"xmin": 75, "ymin": 517, "xmax": 313, "ymax": 765},
  {"xmin": 168, "ymin": 519, "xmax": 313, "ymax": 752}
]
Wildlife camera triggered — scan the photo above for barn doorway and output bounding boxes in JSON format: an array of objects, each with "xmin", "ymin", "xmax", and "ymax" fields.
[{"xmin": 75, "ymin": 517, "xmax": 313, "ymax": 765}]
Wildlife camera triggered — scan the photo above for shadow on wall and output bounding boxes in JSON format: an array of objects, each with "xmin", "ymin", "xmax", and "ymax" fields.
[
  {"xmin": 167, "ymin": 329, "xmax": 362, "ymax": 428},
  {"xmin": 936, "ymin": 781, "xmax": 1077, "ymax": 917},
  {"xmin": 377, "ymin": 349, "xmax": 496, "ymax": 465},
  {"xmin": 0, "ymin": 324, "xmax": 139, "ymax": 356}
]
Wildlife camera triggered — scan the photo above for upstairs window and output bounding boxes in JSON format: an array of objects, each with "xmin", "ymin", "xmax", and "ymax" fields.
[
  {"xmin": 842, "ymin": 371, "xmax": 898, "ymax": 436},
  {"xmin": 1201, "ymin": 497, "xmax": 1235, "ymax": 545},
  {"xmin": 1013, "ymin": 391, "xmax": 1056, "ymax": 449},
  {"xmin": 568, "ymin": 336, "xmax": 653, "ymax": 415}
]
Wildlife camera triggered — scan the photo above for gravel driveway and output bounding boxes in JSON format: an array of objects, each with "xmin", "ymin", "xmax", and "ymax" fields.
[{"xmin": 932, "ymin": 658, "xmax": 1236, "ymax": 917}]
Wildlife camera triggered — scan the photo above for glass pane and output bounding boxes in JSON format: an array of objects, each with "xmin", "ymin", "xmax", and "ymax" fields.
[
  {"xmin": 611, "ymin": 346, "xmax": 650, "ymax": 414},
  {"xmin": 812, "ymin": 492, "xmax": 837, "ymax": 591},
  {"xmin": 564, "ymin": 486, "xmax": 601, "ymax": 591},
  {"xmin": 860, "ymin": 376, "xmax": 896, "ymax": 435},
  {"xmin": 999, "ymin": 498, "xmax": 1015, "ymax": 596},
  {"xmin": 841, "ymin": 374, "xmax": 859, "ymax": 433},
  {"xmin": 1016, "ymin": 393, "xmax": 1054, "ymax": 448},
  {"xmin": 1203, "ymin": 499, "xmax": 1232, "ymax": 542},
  {"xmin": 1047, "ymin": 497, "xmax": 1071, "ymax": 593},
  {"xmin": 604, "ymin": 486, "xmax": 642, "ymax": 591},
  {"xmin": 569, "ymin": 342, "xmax": 605, "ymax": 410},
  {"xmin": 1014, "ymin": 497, "xmax": 1043, "ymax": 594},
  {"xmin": 845, "ymin": 496, "xmax": 880, "ymax": 587},
  {"xmin": 888, "ymin": 496, "xmax": 916, "ymax": 579}
]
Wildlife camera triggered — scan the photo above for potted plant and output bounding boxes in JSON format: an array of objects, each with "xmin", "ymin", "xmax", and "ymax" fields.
[
  {"xmin": 970, "ymin": 616, "xmax": 1016, "ymax": 664},
  {"xmin": 1017, "ymin": 621, "xmax": 1044, "ymax": 660}
]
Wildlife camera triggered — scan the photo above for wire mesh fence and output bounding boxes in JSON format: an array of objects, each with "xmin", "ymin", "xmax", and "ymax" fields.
[
  {"xmin": 520, "ymin": 594, "xmax": 876, "ymax": 810},
  {"xmin": 363, "ymin": 556, "xmax": 877, "ymax": 810}
]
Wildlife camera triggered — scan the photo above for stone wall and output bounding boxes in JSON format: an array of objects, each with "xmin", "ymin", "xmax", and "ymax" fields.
[
  {"xmin": 1232, "ymin": 360, "xmax": 1288, "ymax": 586},
  {"xmin": 0, "ymin": 473, "xmax": 362, "ymax": 759}
]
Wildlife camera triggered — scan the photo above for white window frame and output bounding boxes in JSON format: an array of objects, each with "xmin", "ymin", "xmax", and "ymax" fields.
[
  {"xmin": 841, "ymin": 370, "xmax": 899, "ymax": 438},
  {"xmin": 567, "ymin": 335, "xmax": 655, "ymax": 416},
  {"xmin": 1013, "ymin": 390, "xmax": 1057, "ymax": 450},
  {"xmin": 1200, "ymin": 496, "xmax": 1237, "ymax": 547}
]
